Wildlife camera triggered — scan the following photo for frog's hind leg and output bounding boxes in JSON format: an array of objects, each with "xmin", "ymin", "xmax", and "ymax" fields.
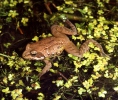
[
  {"xmin": 65, "ymin": 39, "xmax": 108, "ymax": 58},
  {"xmin": 51, "ymin": 19, "xmax": 77, "ymax": 38},
  {"xmin": 64, "ymin": 41, "xmax": 83, "ymax": 58}
]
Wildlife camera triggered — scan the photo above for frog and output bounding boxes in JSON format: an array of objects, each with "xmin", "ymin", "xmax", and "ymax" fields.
[{"xmin": 22, "ymin": 19, "xmax": 108, "ymax": 78}]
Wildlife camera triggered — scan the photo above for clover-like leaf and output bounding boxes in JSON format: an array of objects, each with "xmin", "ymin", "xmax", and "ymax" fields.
[
  {"xmin": 31, "ymin": 82, "xmax": 41, "ymax": 90},
  {"xmin": 2, "ymin": 87, "xmax": 10, "ymax": 94},
  {"xmin": 37, "ymin": 93, "xmax": 45, "ymax": 100},
  {"xmin": 113, "ymin": 86, "xmax": 118, "ymax": 92},
  {"xmin": 53, "ymin": 62, "xmax": 59, "ymax": 67},
  {"xmin": 32, "ymin": 36, "xmax": 39, "ymax": 42},
  {"xmin": 78, "ymin": 87, "xmax": 86, "ymax": 95},
  {"xmin": 98, "ymin": 89, "xmax": 107, "ymax": 98},
  {"xmin": 53, "ymin": 80, "xmax": 64, "ymax": 87}
]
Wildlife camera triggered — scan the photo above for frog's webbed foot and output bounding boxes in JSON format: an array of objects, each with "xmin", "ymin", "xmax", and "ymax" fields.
[
  {"xmin": 86, "ymin": 39, "xmax": 109, "ymax": 57},
  {"xmin": 78, "ymin": 39, "xmax": 109, "ymax": 57},
  {"xmin": 64, "ymin": 19, "xmax": 77, "ymax": 35},
  {"xmin": 38, "ymin": 59, "xmax": 52, "ymax": 79}
]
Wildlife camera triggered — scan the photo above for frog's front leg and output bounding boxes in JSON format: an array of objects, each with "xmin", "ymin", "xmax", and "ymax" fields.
[{"xmin": 38, "ymin": 59, "xmax": 52, "ymax": 78}]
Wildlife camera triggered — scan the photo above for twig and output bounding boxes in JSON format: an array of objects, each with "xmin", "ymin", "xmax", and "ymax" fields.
[
  {"xmin": 0, "ymin": 53, "xmax": 11, "ymax": 59},
  {"xmin": 17, "ymin": 27, "xmax": 24, "ymax": 34},
  {"xmin": 58, "ymin": 71, "xmax": 68, "ymax": 81}
]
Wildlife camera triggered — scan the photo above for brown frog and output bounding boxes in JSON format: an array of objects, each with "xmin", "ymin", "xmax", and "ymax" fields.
[{"xmin": 22, "ymin": 19, "xmax": 107, "ymax": 78}]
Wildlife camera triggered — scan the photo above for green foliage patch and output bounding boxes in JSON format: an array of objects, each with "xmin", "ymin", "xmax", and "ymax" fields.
[{"xmin": 0, "ymin": 0, "xmax": 118, "ymax": 99}]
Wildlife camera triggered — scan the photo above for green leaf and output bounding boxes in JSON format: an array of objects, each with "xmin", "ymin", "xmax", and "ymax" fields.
[
  {"xmin": 32, "ymin": 36, "xmax": 39, "ymax": 42},
  {"xmin": 113, "ymin": 86, "xmax": 118, "ymax": 92},
  {"xmin": 98, "ymin": 89, "xmax": 107, "ymax": 98},
  {"xmin": 78, "ymin": 87, "xmax": 86, "ymax": 95},
  {"xmin": 53, "ymin": 62, "xmax": 59, "ymax": 67},
  {"xmin": 2, "ymin": 87, "xmax": 10, "ymax": 94}
]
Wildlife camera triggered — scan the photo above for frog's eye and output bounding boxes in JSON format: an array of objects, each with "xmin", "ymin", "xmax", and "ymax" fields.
[
  {"xmin": 30, "ymin": 51, "xmax": 45, "ymax": 60},
  {"xmin": 30, "ymin": 50, "xmax": 37, "ymax": 56}
]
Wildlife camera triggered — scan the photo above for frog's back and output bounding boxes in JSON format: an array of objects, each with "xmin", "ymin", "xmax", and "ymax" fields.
[{"xmin": 29, "ymin": 36, "xmax": 67, "ymax": 58}]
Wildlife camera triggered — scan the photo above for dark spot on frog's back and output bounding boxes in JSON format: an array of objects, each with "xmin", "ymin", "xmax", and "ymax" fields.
[{"xmin": 47, "ymin": 38, "xmax": 55, "ymax": 44}]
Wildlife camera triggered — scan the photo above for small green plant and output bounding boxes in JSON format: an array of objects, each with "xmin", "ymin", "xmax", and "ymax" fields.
[{"xmin": 0, "ymin": 0, "xmax": 118, "ymax": 99}]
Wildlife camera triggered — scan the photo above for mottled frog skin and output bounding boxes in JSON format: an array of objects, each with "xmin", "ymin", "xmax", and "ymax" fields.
[{"xmin": 22, "ymin": 19, "xmax": 107, "ymax": 78}]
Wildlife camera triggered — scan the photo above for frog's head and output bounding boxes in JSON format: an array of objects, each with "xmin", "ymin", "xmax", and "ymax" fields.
[{"xmin": 22, "ymin": 43, "xmax": 45, "ymax": 60}]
